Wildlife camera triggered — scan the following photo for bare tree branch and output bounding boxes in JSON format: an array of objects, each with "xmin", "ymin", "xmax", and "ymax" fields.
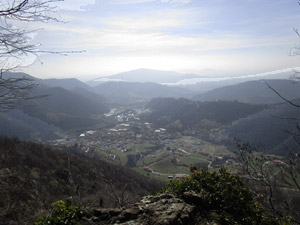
[
  {"xmin": 236, "ymin": 139, "xmax": 300, "ymax": 223},
  {"xmin": 265, "ymin": 82, "xmax": 300, "ymax": 108},
  {"xmin": 0, "ymin": 0, "xmax": 62, "ymax": 22},
  {"xmin": 0, "ymin": 0, "xmax": 84, "ymax": 111}
]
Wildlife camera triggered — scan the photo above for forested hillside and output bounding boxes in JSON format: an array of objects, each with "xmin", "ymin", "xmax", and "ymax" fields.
[
  {"xmin": 0, "ymin": 110, "xmax": 60, "ymax": 140},
  {"xmin": 0, "ymin": 78, "xmax": 111, "ymax": 139},
  {"xmin": 0, "ymin": 136, "xmax": 163, "ymax": 224},
  {"xmin": 227, "ymin": 99, "xmax": 300, "ymax": 155},
  {"xmin": 143, "ymin": 97, "xmax": 267, "ymax": 135}
]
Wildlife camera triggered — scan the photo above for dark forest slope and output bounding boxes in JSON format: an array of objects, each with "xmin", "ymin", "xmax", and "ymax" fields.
[
  {"xmin": 226, "ymin": 99, "xmax": 300, "ymax": 155},
  {"xmin": 0, "ymin": 136, "xmax": 163, "ymax": 224},
  {"xmin": 22, "ymin": 86, "xmax": 109, "ymax": 130},
  {"xmin": 143, "ymin": 98, "xmax": 267, "ymax": 134},
  {"xmin": 0, "ymin": 110, "xmax": 60, "ymax": 140}
]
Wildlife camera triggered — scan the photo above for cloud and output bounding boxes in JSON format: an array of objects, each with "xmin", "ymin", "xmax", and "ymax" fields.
[
  {"xmin": 56, "ymin": 0, "xmax": 96, "ymax": 11},
  {"xmin": 161, "ymin": 0, "xmax": 192, "ymax": 4},
  {"xmin": 35, "ymin": 17, "xmax": 295, "ymax": 55},
  {"xmin": 104, "ymin": 12, "xmax": 184, "ymax": 31},
  {"xmin": 21, "ymin": 0, "xmax": 300, "ymax": 80},
  {"xmin": 93, "ymin": 0, "xmax": 192, "ymax": 5},
  {"xmin": 108, "ymin": 0, "xmax": 156, "ymax": 4},
  {"xmin": 22, "ymin": 44, "xmax": 300, "ymax": 81}
]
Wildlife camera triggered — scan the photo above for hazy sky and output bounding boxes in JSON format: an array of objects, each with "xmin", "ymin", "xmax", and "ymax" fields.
[{"xmin": 20, "ymin": 0, "xmax": 300, "ymax": 80}]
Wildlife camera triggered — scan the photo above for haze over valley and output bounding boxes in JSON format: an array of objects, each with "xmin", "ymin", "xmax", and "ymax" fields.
[
  {"xmin": 1, "ymin": 0, "xmax": 300, "ymax": 224},
  {"xmin": 2, "ymin": 68, "xmax": 299, "ymax": 159}
]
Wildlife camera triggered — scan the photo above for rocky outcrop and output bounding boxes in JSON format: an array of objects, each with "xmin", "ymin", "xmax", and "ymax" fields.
[{"xmin": 81, "ymin": 193, "xmax": 218, "ymax": 225}]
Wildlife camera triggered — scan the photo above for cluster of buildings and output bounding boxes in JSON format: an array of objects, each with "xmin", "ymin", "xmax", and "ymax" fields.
[{"xmin": 49, "ymin": 108, "xmax": 240, "ymax": 179}]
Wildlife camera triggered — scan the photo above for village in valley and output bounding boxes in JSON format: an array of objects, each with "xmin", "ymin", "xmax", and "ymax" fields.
[{"xmin": 49, "ymin": 107, "xmax": 239, "ymax": 180}]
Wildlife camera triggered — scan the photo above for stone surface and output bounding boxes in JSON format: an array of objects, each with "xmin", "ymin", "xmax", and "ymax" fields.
[
  {"xmin": 81, "ymin": 193, "xmax": 193, "ymax": 224},
  {"xmin": 81, "ymin": 193, "xmax": 219, "ymax": 225}
]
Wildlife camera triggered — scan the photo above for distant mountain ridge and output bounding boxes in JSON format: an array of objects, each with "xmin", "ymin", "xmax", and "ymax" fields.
[
  {"xmin": 88, "ymin": 68, "xmax": 200, "ymax": 85},
  {"xmin": 193, "ymin": 79, "xmax": 300, "ymax": 104},
  {"xmin": 92, "ymin": 81, "xmax": 193, "ymax": 104},
  {"xmin": 2, "ymin": 71, "xmax": 299, "ymax": 144},
  {"xmin": 22, "ymin": 85, "xmax": 110, "ymax": 130},
  {"xmin": 41, "ymin": 78, "xmax": 90, "ymax": 90},
  {"xmin": 2, "ymin": 71, "xmax": 39, "ymax": 81},
  {"xmin": 0, "ymin": 72, "xmax": 110, "ymax": 138}
]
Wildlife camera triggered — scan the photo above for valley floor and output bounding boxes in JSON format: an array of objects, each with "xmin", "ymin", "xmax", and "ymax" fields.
[{"xmin": 49, "ymin": 107, "xmax": 237, "ymax": 181}]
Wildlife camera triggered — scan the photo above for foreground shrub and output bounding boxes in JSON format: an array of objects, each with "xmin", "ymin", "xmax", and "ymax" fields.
[
  {"xmin": 161, "ymin": 167, "xmax": 278, "ymax": 225},
  {"xmin": 34, "ymin": 197, "xmax": 83, "ymax": 225}
]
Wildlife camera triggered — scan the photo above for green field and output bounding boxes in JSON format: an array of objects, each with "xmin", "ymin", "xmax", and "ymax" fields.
[
  {"xmin": 151, "ymin": 157, "xmax": 190, "ymax": 174},
  {"xmin": 92, "ymin": 136, "xmax": 235, "ymax": 181}
]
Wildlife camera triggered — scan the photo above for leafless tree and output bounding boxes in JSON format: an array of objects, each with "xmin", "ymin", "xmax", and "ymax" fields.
[
  {"xmin": 104, "ymin": 178, "xmax": 134, "ymax": 208},
  {"xmin": 234, "ymin": 78, "xmax": 300, "ymax": 223},
  {"xmin": 0, "ymin": 0, "xmax": 80, "ymax": 111},
  {"xmin": 0, "ymin": 71, "xmax": 40, "ymax": 111},
  {"xmin": 235, "ymin": 89, "xmax": 300, "ymax": 222},
  {"xmin": 265, "ymin": 81, "xmax": 300, "ymax": 108},
  {"xmin": 245, "ymin": 56, "xmax": 300, "ymax": 223},
  {"xmin": 236, "ymin": 139, "xmax": 300, "ymax": 224}
]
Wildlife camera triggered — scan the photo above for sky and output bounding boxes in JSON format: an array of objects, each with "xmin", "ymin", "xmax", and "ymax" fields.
[{"xmin": 19, "ymin": 0, "xmax": 300, "ymax": 81}]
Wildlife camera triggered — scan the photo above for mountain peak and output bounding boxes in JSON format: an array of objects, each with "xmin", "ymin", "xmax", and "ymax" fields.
[{"xmin": 89, "ymin": 69, "xmax": 199, "ymax": 85}]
